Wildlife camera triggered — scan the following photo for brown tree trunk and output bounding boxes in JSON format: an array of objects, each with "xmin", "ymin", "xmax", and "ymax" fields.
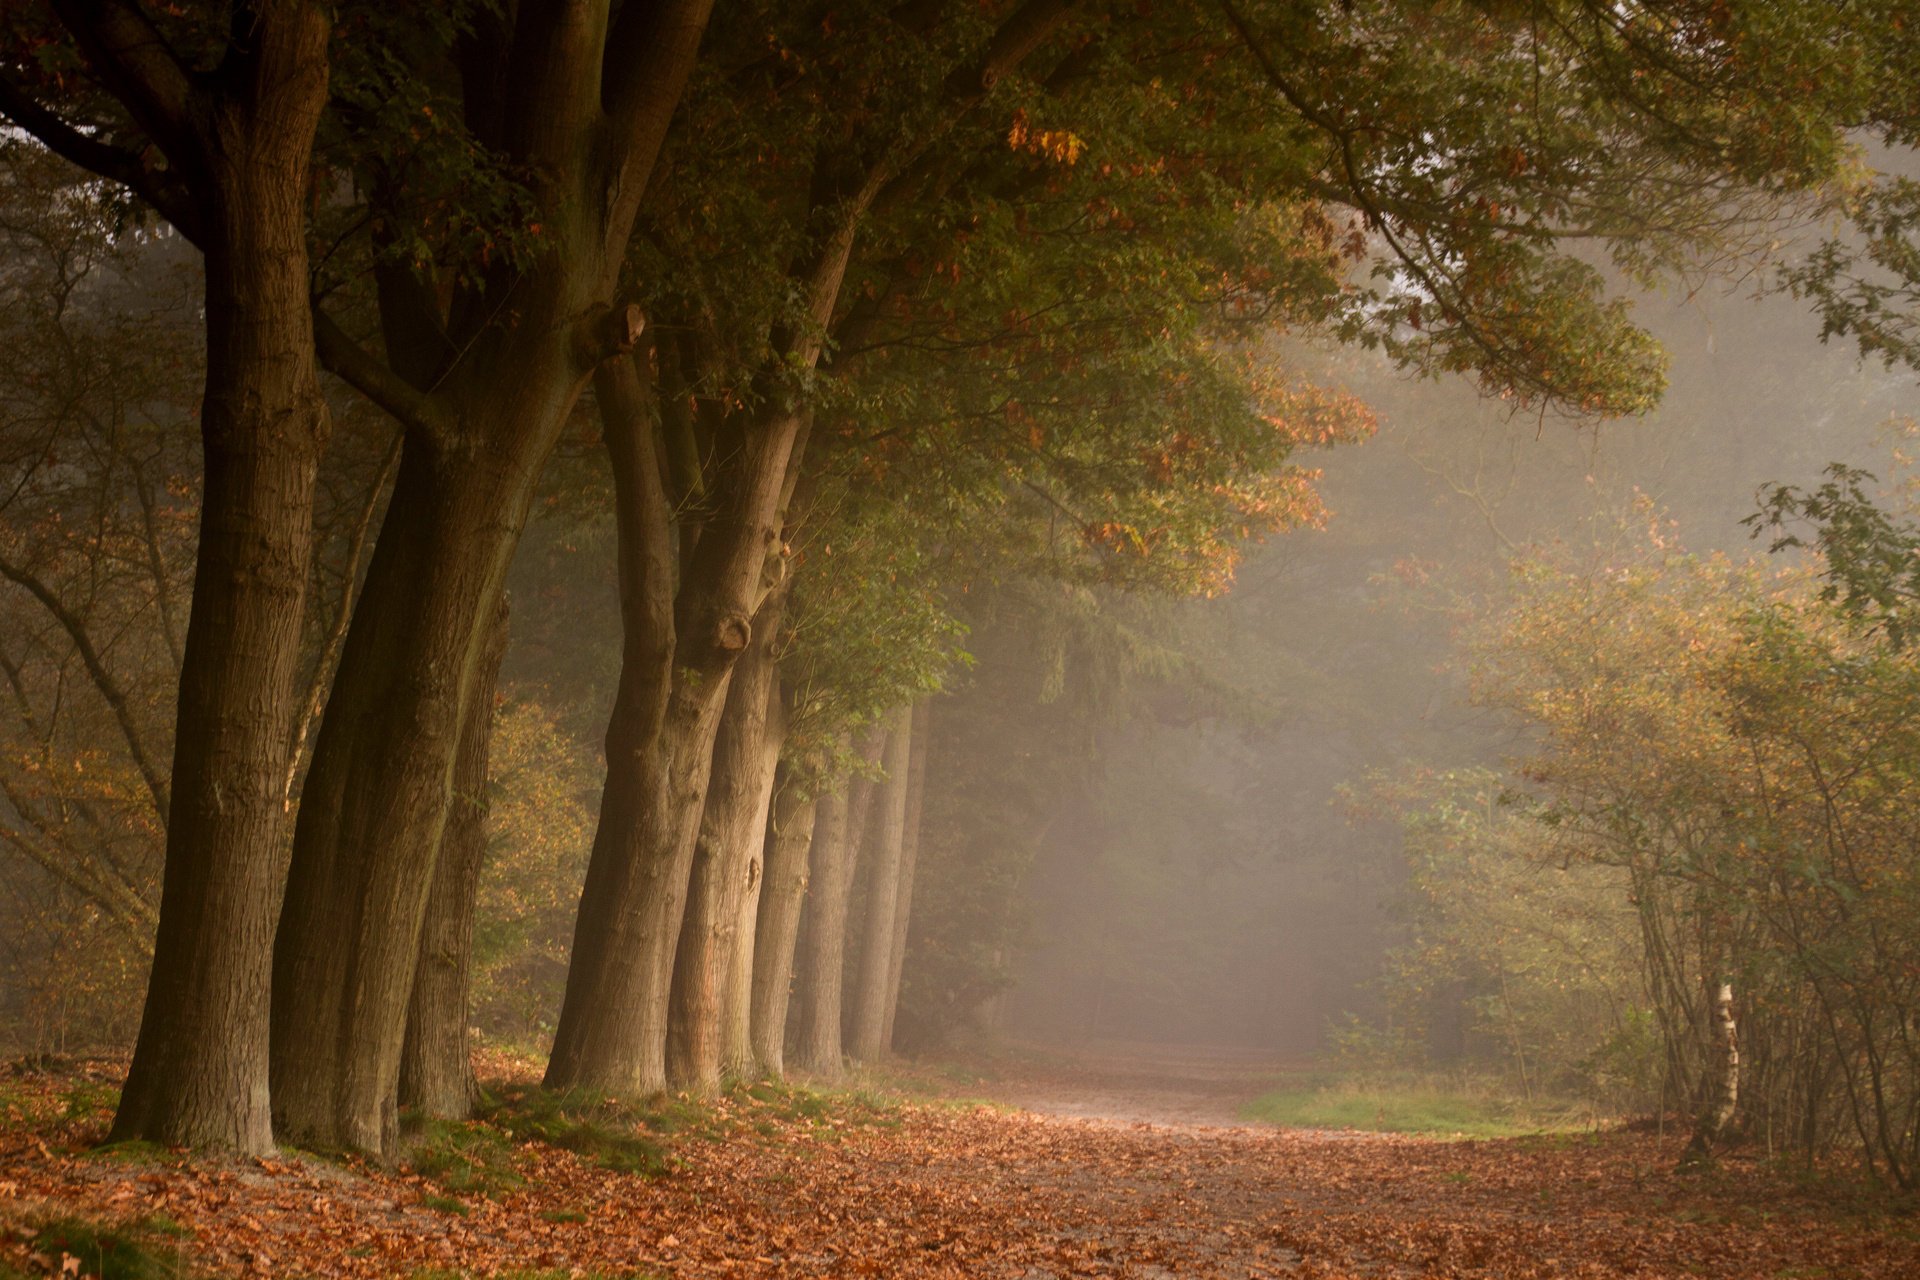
[
  {"xmin": 666, "ymin": 586, "xmax": 789, "ymax": 1091},
  {"xmin": 109, "ymin": 6, "xmax": 333, "ymax": 1155},
  {"xmin": 544, "ymin": 361, "xmax": 804, "ymax": 1096},
  {"xmin": 399, "ymin": 597, "xmax": 509, "ymax": 1120},
  {"xmin": 847, "ymin": 706, "xmax": 914, "ymax": 1062},
  {"xmin": 255, "ymin": 0, "xmax": 715, "ymax": 1155},
  {"xmin": 880, "ymin": 700, "xmax": 931, "ymax": 1052},
  {"xmin": 749, "ymin": 763, "xmax": 817, "ymax": 1078},
  {"xmin": 791, "ymin": 730, "xmax": 885, "ymax": 1079},
  {"xmin": 271, "ymin": 408, "xmax": 564, "ymax": 1153},
  {"xmin": 720, "ymin": 680, "xmax": 788, "ymax": 1080}
]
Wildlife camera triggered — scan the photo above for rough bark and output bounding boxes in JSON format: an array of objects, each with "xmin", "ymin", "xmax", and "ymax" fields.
[
  {"xmin": 749, "ymin": 763, "xmax": 817, "ymax": 1078},
  {"xmin": 272, "ymin": 435, "xmax": 545, "ymax": 1153},
  {"xmin": 720, "ymin": 670, "xmax": 789, "ymax": 1080},
  {"xmin": 544, "ymin": 355, "xmax": 804, "ymax": 1096},
  {"xmin": 880, "ymin": 699, "xmax": 931, "ymax": 1052},
  {"xmin": 90, "ymin": 2, "xmax": 334, "ymax": 1155},
  {"xmin": 847, "ymin": 706, "xmax": 915, "ymax": 1063},
  {"xmin": 666, "ymin": 585, "xmax": 789, "ymax": 1091},
  {"xmin": 399, "ymin": 598, "xmax": 510, "ymax": 1120},
  {"xmin": 267, "ymin": 2, "xmax": 715, "ymax": 1153},
  {"xmin": 791, "ymin": 730, "xmax": 885, "ymax": 1079}
]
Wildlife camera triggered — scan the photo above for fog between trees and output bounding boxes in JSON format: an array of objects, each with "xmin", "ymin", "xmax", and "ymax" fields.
[{"xmin": 1002, "ymin": 280, "xmax": 1904, "ymax": 1054}]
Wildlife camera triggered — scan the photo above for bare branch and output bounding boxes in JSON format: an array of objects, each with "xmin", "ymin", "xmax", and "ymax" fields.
[
  {"xmin": 313, "ymin": 306, "xmax": 455, "ymax": 447},
  {"xmin": 0, "ymin": 551, "xmax": 169, "ymax": 823}
]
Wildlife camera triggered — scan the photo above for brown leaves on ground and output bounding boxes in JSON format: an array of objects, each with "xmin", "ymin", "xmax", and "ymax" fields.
[{"xmin": 0, "ymin": 1060, "xmax": 1914, "ymax": 1280}]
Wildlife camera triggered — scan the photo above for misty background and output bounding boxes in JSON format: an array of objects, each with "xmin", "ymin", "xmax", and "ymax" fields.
[{"xmin": 986, "ymin": 277, "xmax": 1906, "ymax": 1057}]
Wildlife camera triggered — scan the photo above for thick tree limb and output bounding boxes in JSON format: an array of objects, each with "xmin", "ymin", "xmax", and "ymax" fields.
[
  {"xmin": 598, "ymin": 0, "xmax": 717, "ymax": 270},
  {"xmin": 48, "ymin": 0, "xmax": 201, "ymax": 169},
  {"xmin": 313, "ymin": 307, "xmax": 455, "ymax": 447},
  {"xmin": 0, "ymin": 78, "xmax": 202, "ymax": 242}
]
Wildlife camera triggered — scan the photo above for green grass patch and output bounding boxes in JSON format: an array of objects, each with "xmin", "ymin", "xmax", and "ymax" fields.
[
  {"xmin": 1241, "ymin": 1070, "xmax": 1595, "ymax": 1139},
  {"xmin": 61, "ymin": 1082, "xmax": 121, "ymax": 1123},
  {"xmin": 7, "ymin": 1215, "xmax": 193, "ymax": 1280},
  {"xmin": 417, "ymin": 1193, "xmax": 472, "ymax": 1217},
  {"xmin": 403, "ymin": 1116, "xmax": 526, "ymax": 1198},
  {"xmin": 83, "ymin": 1139, "xmax": 176, "ymax": 1166},
  {"xmin": 480, "ymin": 1087, "xmax": 671, "ymax": 1178}
]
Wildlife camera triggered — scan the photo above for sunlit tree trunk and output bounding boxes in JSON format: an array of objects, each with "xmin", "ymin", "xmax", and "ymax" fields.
[
  {"xmin": 880, "ymin": 700, "xmax": 931, "ymax": 1051},
  {"xmin": 848, "ymin": 705, "xmax": 914, "ymax": 1062},
  {"xmin": 1684, "ymin": 980, "xmax": 1739, "ymax": 1165},
  {"xmin": 720, "ymin": 692, "xmax": 788, "ymax": 1080},
  {"xmin": 791, "ymin": 730, "xmax": 884, "ymax": 1078},
  {"xmin": 667, "ymin": 585, "xmax": 789, "ymax": 1091},
  {"xmin": 545, "ymin": 366, "xmax": 802, "ymax": 1097},
  {"xmin": 750, "ymin": 762, "xmax": 817, "ymax": 1077}
]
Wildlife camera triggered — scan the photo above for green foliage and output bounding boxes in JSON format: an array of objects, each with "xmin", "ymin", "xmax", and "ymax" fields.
[
  {"xmin": 1350, "ymin": 766, "xmax": 1653, "ymax": 1109},
  {"xmin": 403, "ymin": 1117, "xmax": 526, "ymax": 1199},
  {"xmin": 1391, "ymin": 510, "xmax": 1920, "ymax": 1183},
  {"xmin": 1790, "ymin": 175, "xmax": 1920, "ymax": 377},
  {"xmin": 1749, "ymin": 463, "xmax": 1920, "ymax": 648},
  {"xmin": 470, "ymin": 699, "xmax": 602, "ymax": 1048}
]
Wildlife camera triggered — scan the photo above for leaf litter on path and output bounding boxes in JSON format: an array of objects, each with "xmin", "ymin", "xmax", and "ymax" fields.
[{"xmin": 0, "ymin": 1060, "xmax": 1914, "ymax": 1279}]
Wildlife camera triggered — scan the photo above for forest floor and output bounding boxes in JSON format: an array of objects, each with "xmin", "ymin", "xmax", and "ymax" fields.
[{"xmin": 1, "ymin": 1048, "xmax": 1916, "ymax": 1280}]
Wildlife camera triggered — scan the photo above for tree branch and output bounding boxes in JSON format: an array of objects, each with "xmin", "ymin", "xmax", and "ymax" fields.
[
  {"xmin": 0, "ymin": 551, "xmax": 170, "ymax": 823},
  {"xmin": 48, "ymin": 0, "xmax": 202, "ymax": 171},
  {"xmin": 0, "ymin": 77, "xmax": 202, "ymax": 243},
  {"xmin": 313, "ymin": 306, "xmax": 455, "ymax": 446}
]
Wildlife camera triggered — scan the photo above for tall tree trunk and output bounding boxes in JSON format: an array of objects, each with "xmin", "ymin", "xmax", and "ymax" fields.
[
  {"xmin": 110, "ymin": 6, "xmax": 334, "ymax": 1154},
  {"xmin": 400, "ymin": 597, "xmax": 509, "ymax": 1120},
  {"xmin": 720, "ymin": 678, "xmax": 788, "ymax": 1080},
  {"xmin": 271, "ymin": 417, "xmax": 560, "ymax": 1154},
  {"xmin": 666, "ymin": 585, "xmax": 789, "ymax": 1091},
  {"xmin": 750, "ymin": 762, "xmax": 817, "ymax": 1078},
  {"xmin": 544, "ymin": 366, "xmax": 804, "ymax": 1096},
  {"xmin": 880, "ymin": 700, "xmax": 931, "ymax": 1053},
  {"xmin": 791, "ymin": 730, "xmax": 884, "ymax": 1079},
  {"xmin": 847, "ymin": 706, "xmax": 914, "ymax": 1062}
]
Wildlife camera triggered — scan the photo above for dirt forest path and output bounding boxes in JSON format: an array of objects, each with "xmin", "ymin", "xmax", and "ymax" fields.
[
  {"xmin": 3, "ymin": 1055, "xmax": 1917, "ymax": 1279},
  {"xmin": 934, "ymin": 1039, "xmax": 1306, "ymax": 1129}
]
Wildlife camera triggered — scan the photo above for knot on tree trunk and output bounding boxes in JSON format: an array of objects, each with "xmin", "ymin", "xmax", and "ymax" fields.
[{"xmin": 714, "ymin": 614, "xmax": 751, "ymax": 653}]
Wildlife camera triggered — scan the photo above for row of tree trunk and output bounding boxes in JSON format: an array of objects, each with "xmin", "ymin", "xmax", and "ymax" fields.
[{"xmin": 18, "ymin": 0, "xmax": 1058, "ymax": 1158}]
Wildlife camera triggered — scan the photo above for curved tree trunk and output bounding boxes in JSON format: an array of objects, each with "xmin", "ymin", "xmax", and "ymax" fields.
[
  {"xmin": 880, "ymin": 700, "xmax": 931, "ymax": 1053},
  {"xmin": 271, "ymin": 439, "xmax": 539, "ymax": 1154},
  {"xmin": 666, "ymin": 586, "xmax": 789, "ymax": 1091},
  {"xmin": 110, "ymin": 6, "xmax": 334, "ymax": 1155},
  {"xmin": 847, "ymin": 705, "xmax": 914, "ymax": 1062},
  {"xmin": 264, "ymin": 0, "xmax": 712, "ymax": 1156},
  {"xmin": 749, "ymin": 763, "xmax": 817, "ymax": 1078},
  {"xmin": 544, "ymin": 367, "xmax": 804, "ymax": 1097},
  {"xmin": 400, "ymin": 597, "xmax": 510, "ymax": 1120}
]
